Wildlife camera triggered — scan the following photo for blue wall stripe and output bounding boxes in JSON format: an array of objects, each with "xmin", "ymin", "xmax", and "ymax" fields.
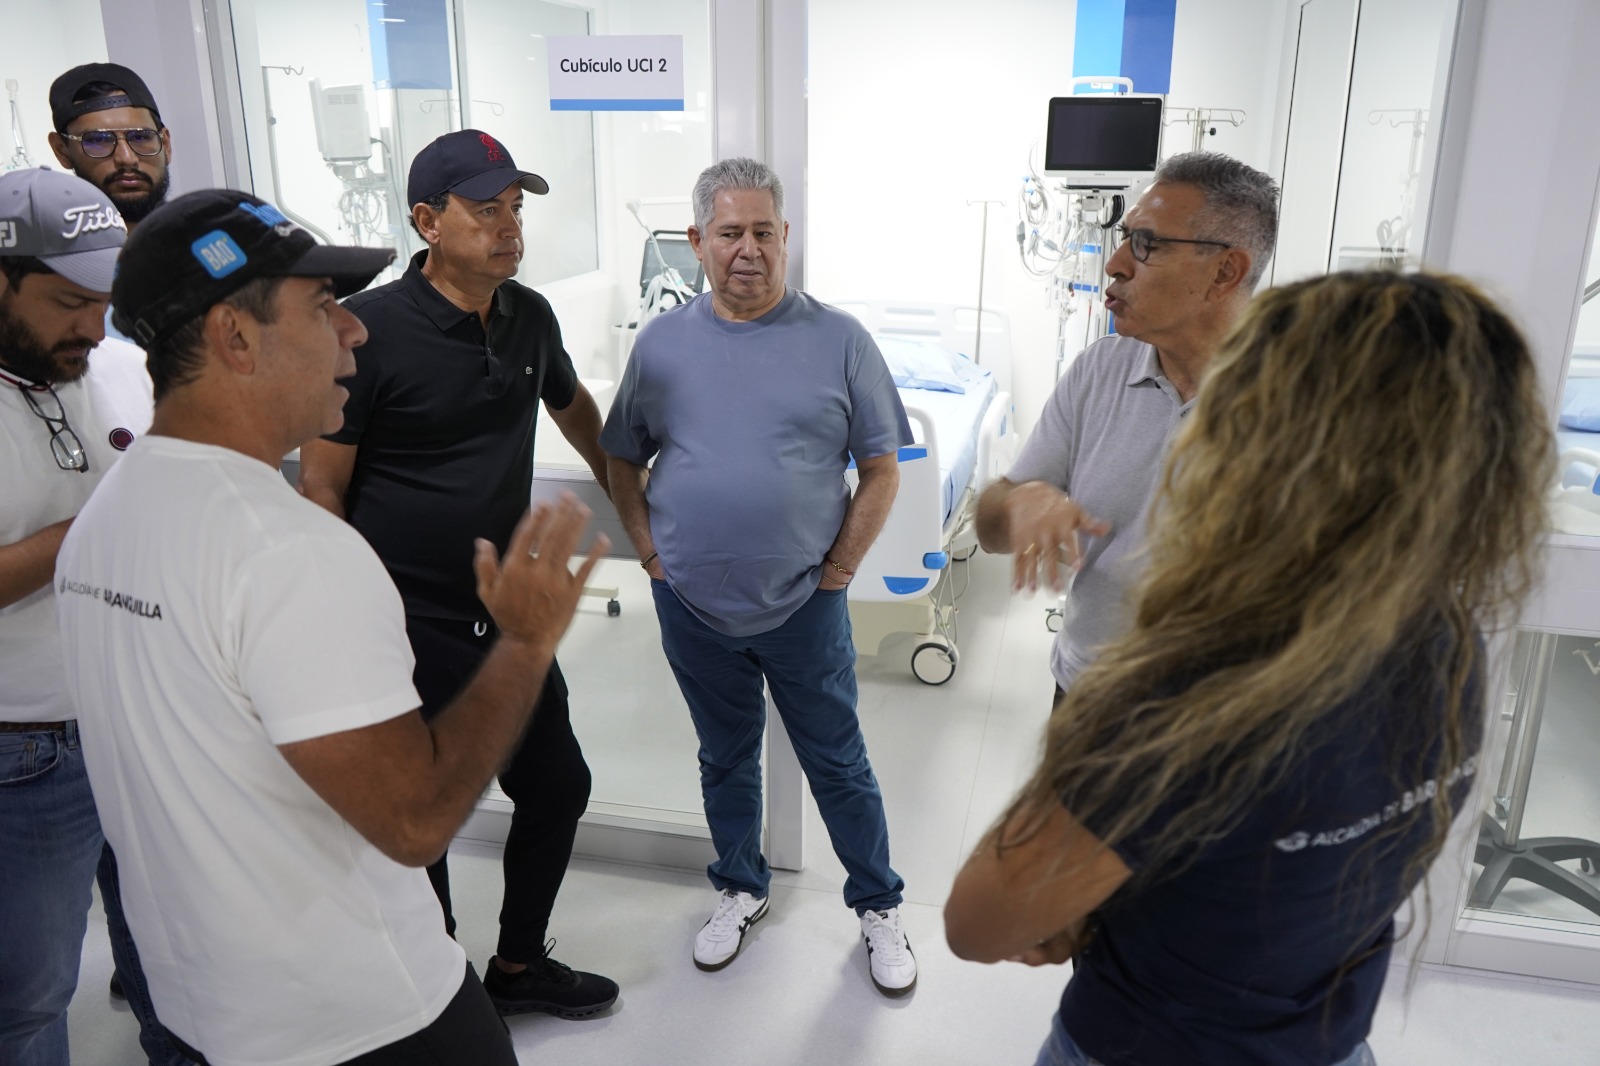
[
  {"xmin": 1072, "ymin": 0, "xmax": 1127, "ymax": 86},
  {"xmin": 1120, "ymin": 0, "xmax": 1177, "ymax": 94}
]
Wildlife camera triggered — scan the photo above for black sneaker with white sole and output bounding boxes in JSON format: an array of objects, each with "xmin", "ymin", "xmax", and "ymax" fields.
[{"xmin": 481, "ymin": 941, "xmax": 618, "ymax": 1019}]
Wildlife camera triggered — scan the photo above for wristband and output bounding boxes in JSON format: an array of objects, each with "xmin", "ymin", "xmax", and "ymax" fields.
[
  {"xmin": 825, "ymin": 557, "xmax": 854, "ymax": 579},
  {"xmin": 641, "ymin": 551, "xmax": 658, "ymax": 571}
]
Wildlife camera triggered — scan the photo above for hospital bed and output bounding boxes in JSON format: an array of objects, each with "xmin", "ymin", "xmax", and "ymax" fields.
[
  {"xmin": 831, "ymin": 301, "xmax": 1018, "ymax": 684},
  {"xmin": 1553, "ymin": 349, "xmax": 1600, "ymax": 535}
]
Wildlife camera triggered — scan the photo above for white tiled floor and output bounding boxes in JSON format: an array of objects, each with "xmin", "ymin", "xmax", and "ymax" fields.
[{"xmin": 66, "ymin": 551, "xmax": 1600, "ymax": 1064}]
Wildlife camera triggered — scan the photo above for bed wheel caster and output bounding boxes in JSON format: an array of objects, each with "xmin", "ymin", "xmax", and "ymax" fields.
[
  {"xmin": 912, "ymin": 639, "xmax": 957, "ymax": 685},
  {"xmin": 607, "ymin": 599, "xmax": 621, "ymax": 617},
  {"xmin": 1044, "ymin": 609, "xmax": 1064, "ymax": 633},
  {"xmin": 952, "ymin": 544, "xmax": 977, "ymax": 562}
]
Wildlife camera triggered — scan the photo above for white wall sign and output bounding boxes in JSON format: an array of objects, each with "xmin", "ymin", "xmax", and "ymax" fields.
[{"xmin": 546, "ymin": 35, "xmax": 685, "ymax": 111}]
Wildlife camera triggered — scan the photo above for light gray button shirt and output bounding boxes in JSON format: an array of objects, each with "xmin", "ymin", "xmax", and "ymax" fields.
[{"xmin": 1005, "ymin": 333, "xmax": 1194, "ymax": 688}]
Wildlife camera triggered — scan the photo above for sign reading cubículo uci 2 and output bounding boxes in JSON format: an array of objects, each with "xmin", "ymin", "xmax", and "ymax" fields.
[{"xmin": 545, "ymin": 35, "xmax": 686, "ymax": 111}]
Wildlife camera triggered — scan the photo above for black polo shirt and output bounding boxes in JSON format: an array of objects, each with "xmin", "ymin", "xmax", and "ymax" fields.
[{"xmin": 329, "ymin": 250, "xmax": 578, "ymax": 622}]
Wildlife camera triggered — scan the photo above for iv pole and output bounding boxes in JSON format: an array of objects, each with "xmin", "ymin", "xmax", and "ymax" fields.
[{"xmin": 967, "ymin": 198, "xmax": 1005, "ymax": 366}]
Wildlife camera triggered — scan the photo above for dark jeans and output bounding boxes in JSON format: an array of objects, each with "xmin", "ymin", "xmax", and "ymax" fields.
[
  {"xmin": 652, "ymin": 581, "xmax": 904, "ymax": 914},
  {"xmin": 406, "ymin": 615, "xmax": 591, "ymax": 964},
  {"xmin": 170, "ymin": 965, "xmax": 515, "ymax": 1066}
]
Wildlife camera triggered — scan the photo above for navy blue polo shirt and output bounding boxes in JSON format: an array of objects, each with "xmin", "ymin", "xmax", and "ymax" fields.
[
  {"xmin": 328, "ymin": 251, "xmax": 578, "ymax": 621},
  {"xmin": 1063, "ymin": 634, "xmax": 1482, "ymax": 1066}
]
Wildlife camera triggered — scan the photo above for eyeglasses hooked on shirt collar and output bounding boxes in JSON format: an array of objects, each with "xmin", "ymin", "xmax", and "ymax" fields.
[{"xmin": 0, "ymin": 368, "xmax": 89, "ymax": 473}]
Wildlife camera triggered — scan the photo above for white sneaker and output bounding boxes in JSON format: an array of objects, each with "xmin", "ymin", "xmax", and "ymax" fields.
[
  {"xmin": 693, "ymin": 890, "xmax": 769, "ymax": 972},
  {"xmin": 861, "ymin": 907, "xmax": 918, "ymax": 997}
]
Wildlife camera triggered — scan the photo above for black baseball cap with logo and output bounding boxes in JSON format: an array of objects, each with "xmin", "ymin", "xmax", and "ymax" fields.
[
  {"xmin": 112, "ymin": 189, "xmax": 395, "ymax": 348},
  {"xmin": 50, "ymin": 63, "xmax": 163, "ymax": 134},
  {"xmin": 0, "ymin": 168, "xmax": 126, "ymax": 292},
  {"xmin": 406, "ymin": 129, "xmax": 549, "ymax": 206}
]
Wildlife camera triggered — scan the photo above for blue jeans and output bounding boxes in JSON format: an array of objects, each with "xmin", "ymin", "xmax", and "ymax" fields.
[
  {"xmin": 652, "ymin": 582, "xmax": 905, "ymax": 913},
  {"xmin": 0, "ymin": 723, "xmax": 190, "ymax": 1065},
  {"xmin": 1033, "ymin": 1011, "xmax": 1379, "ymax": 1066}
]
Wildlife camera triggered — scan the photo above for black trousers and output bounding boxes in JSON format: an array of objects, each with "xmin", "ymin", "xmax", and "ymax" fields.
[
  {"xmin": 171, "ymin": 965, "xmax": 516, "ymax": 1066},
  {"xmin": 407, "ymin": 615, "xmax": 592, "ymax": 964}
]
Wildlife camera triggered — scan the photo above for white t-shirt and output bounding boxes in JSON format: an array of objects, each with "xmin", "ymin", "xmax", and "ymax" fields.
[
  {"xmin": 56, "ymin": 436, "xmax": 465, "ymax": 1066},
  {"xmin": 0, "ymin": 338, "xmax": 150, "ymax": 723}
]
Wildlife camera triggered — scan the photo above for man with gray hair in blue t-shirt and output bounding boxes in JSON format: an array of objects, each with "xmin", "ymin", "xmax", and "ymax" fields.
[{"xmin": 602, "ymin": 157, "xmax": 918, "ymax": 997}]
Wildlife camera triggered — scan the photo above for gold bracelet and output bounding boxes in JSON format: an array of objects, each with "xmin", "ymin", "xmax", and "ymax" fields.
[
  {"xmin": 826, "ymin": 557, "xmax": 854, "ymax": 578},
  {"xmin": 641, "ymin": 551, "xmax": 658, "ymax": 571}
]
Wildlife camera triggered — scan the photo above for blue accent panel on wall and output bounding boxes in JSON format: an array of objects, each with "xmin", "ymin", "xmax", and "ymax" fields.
[
  {"xmin": 1120, "ymin": 0, "xmax": 1177, "ymax": 94},
  {"xmin": 1072, "ymin": 0, "xmax": 1127, "ymax": 85},
  {"xmin": 370, "ymin": 0, "xmax": 453, "ymax": 91}
]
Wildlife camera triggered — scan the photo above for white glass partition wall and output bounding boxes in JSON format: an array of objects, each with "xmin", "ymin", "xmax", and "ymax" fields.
[
  {"xmin": 1426, "ymin": 0, "xmax": 1600, "ymax": 986},
  {"xmin": 1272, "ymin": 0, "xmax": 1460, "ymax": 284},
  {"xmin": 5, "ymin": 2, "xmax": 109, "ymax": 175}
]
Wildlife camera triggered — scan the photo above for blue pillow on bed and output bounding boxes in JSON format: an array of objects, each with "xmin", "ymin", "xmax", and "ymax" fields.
[
  {"xmin": 1561, "ymin": 378, "xmax": 1600, "ymax": 431},
  {"xmin": 873, "ymin": 335, "xmax": 968, "ymax": 394}
]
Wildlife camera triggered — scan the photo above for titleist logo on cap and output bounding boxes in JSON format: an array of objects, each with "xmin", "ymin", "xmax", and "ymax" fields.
[{"xmin": 62, "ymin": 204, "xmax": 126, "ymax": 240}]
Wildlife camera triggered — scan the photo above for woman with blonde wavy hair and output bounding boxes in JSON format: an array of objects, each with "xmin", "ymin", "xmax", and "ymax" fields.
[{"xmin": 945, "ymin": 271, "xmax": 1553, "ymax": 1066}]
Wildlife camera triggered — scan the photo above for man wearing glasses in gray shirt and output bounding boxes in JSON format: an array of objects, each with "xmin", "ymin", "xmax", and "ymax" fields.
[{"xmin": 975, "ymin": 153, "xmax": 1279, "ymax": 700}]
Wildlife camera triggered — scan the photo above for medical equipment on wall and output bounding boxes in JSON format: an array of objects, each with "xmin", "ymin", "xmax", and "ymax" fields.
[
  {"xmin": 1024, "ymin": 83, "xmax": 1163, "ymax": 636},
  {"xmin": 5, "ymin": 80, "xmax": 31, "ymax": 172},
  {"xmin": 1164, "ymin": 106, "xmax": 1246, "ymax": 153},
  {"xmin": 1020, "ymin": 86, "xmax": 1164, "ymax": 382},
  {"xmin": 626, "ymin": 199, "xmax": 698, "ymax": 322},
  {"xmin": 310, "ymin": 80, "xmax": 407, "ymax": 252}
]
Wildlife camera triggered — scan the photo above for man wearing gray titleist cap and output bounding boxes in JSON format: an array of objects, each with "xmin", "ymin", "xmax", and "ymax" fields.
[
  {"xmin": 975, "ymin": 152, "xmax": 1279, "ymax": 700},
  {"xmin": 56, "ymin": 186, "xmax": 604, "ymax": 1065},
  {"xmin": 0, "ymin": 168, "xmax": 187, "ymax": 1066}
]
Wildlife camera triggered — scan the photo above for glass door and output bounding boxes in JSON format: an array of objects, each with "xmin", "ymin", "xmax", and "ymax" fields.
[
  {"xmin": 213, "ymin": 0, "xmax": 773, "ymax": 868},
  {"xmin": 1424, "ymin": 0, "xmax": 1600, "ymax": 986}
]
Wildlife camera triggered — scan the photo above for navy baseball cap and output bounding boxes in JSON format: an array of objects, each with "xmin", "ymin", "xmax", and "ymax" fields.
[
  {"xmin": 112, "ymin": 189, "xmax": 395, "ymax": 348},
  {"xmin": 406, "ymin": 129, "xmax": 549, "ymax": 206},
  {"xmin": 50, "ymin": 63, "xmax": 163, "ymax": 134},
  {"xmin": 0, "ymin": 168, "xmax": 126, "ymax": 292}
]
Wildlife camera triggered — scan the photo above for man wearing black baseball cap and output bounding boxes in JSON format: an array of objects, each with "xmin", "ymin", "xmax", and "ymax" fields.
[
  {"xmin": 300, "ymin": 129, "xmax": 619, "ymax": 1021},
  {"xmin": 0, "ymin": 167, "xmax": 189, "ymax": 1066},
  {"xmin": 58, "ymin": 186, "xmax": 605, "ymax": 1065},
  {"xmin": 48, "ymin": 63, "xmax": 173, "ymax": 230}
]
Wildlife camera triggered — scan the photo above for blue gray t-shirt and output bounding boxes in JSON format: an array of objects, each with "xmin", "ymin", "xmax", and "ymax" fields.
[{"xmin": 601, "ymin": 289, "xmax": 912, "ymax": 637}]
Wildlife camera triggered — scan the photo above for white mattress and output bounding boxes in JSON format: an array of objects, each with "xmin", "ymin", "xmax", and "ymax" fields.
[{"xmin": 899, "ymin": 361, "xmax": 997, "ymax": 527}]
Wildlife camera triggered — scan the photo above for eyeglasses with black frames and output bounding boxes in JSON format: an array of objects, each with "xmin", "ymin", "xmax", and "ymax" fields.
[
  {"xmin": 1114, "ymin": 225, "xmax": 1232, "ymax": 264},
  {"xmin": 61, "ymin": 128, "xmax": 164, "ymax": 159},
  {"xmin": 17, "ymin": 385, "xmax": 89, "ymax": 473}
]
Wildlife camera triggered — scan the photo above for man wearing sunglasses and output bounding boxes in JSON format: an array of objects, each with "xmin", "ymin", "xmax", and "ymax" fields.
[
  {"xmin": 48, "ymin": 64, "xmax": 173, "ymax": 231},
  {"xmin": 0, "ymin": 169, "xmax": 187, "ymax": 1066},
  {"xmin": 975, "ymin": 152, "xmax": 1279, "ymax": 699}
]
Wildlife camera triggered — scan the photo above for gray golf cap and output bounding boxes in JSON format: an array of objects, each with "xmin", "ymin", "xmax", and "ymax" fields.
[{"xmin": 0, "ymin": 167, "xmax": 127, "ymax": 293}]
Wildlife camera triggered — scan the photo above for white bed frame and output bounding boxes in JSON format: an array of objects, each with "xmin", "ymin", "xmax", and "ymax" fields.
[{"xmin": 830, "ymin": 300, "xmax": 1018, "ymax": 684}]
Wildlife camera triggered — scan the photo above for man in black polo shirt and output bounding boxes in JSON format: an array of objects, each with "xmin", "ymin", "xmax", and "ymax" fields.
[{"xmin": 299, "ymin": 129, "xmax": 617, "ymax": 1019}]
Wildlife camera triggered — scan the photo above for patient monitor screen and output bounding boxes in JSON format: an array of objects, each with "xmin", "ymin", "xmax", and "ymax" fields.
[{"xmin": 1043, "ymin": 97, "xmax": 1163, "ymax": 174}]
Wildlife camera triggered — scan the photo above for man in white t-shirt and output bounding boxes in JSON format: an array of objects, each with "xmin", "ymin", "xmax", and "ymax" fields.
[
  {"xmin": 0, "ymin": 167, "xmax": 189, "ymax": 1066},
  {"xmin": 56, "ymin": 188, "xmax": 606, "ymax": 1066}
]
